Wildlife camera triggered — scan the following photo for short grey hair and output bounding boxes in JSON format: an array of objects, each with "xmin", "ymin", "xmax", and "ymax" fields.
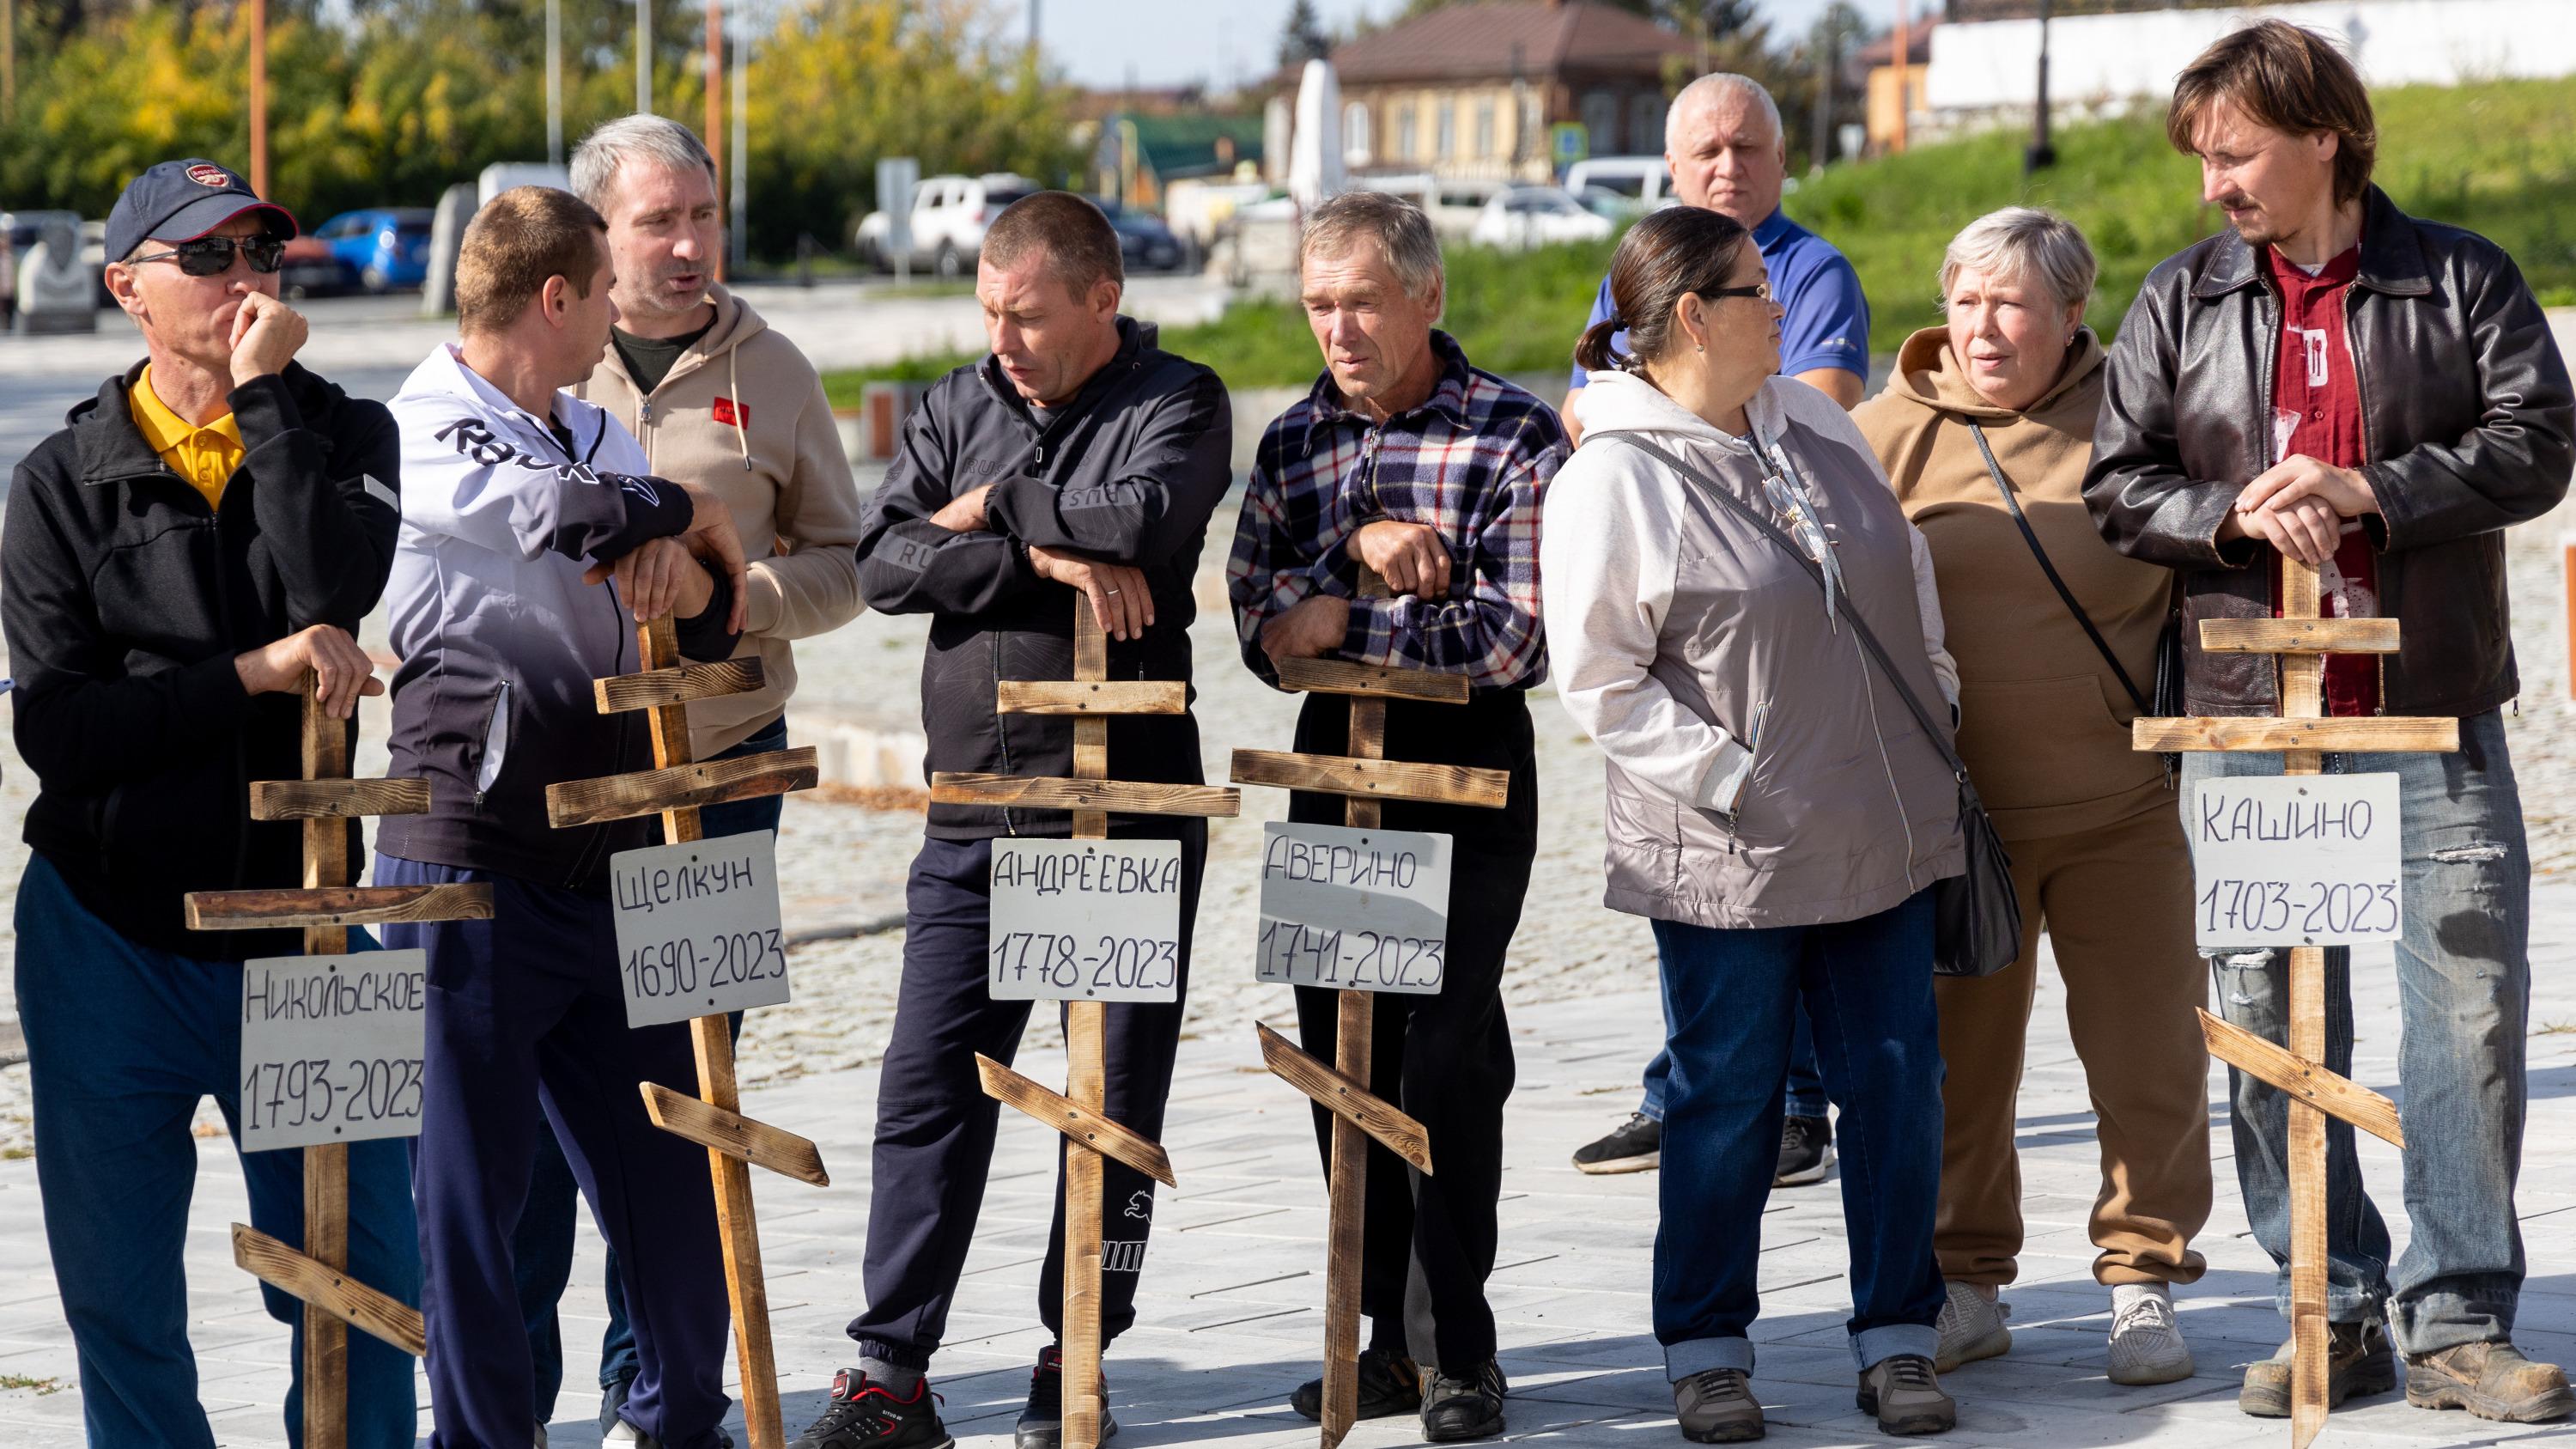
[
  {"xmin": 1300, "ymin": 192, "xmax": 1443, "ymax": 301},
  {"xmin": 1939, "ymin": 206, "xmax": 2099, "ymax": 311},
  {"xmin": 1668, "ymin": 73, "xmax": 1783, "ymax": 152},
  {"xmin": 569, "ymin": 114, "xmax": 716, "ymax": 212}
]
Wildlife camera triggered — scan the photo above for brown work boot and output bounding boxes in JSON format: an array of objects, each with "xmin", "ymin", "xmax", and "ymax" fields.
[
  {"xmin": 2404, "ymin": 1341, "xmax": 2575, "ymax": 1422},
  {"xmin": 2239, "ymin": 1322, "xmax": 2395, "ymax": 1417}
]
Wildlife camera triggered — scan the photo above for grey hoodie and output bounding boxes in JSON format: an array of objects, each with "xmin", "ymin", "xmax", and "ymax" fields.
[{"xmin": 1544, "ymin": 371, "xmax": 1965, "ymax": 929}]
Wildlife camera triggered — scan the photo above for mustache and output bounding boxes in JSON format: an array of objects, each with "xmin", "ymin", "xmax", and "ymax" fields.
[{"xmin": 2215, "ymin": 193, "xmax": 2259, "ymax": 212}]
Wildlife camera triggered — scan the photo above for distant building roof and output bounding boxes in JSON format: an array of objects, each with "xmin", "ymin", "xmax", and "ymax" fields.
[
  {"xmin": 1330, "ymin": 1, "xmax": 1702, "ymax": 87},
  {"xmin": 1856, "ymin": 17, "xmax": 1935, "ymax": 67}
]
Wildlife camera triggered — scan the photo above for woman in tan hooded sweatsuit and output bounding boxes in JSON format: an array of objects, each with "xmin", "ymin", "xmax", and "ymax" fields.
[{"xmin": 1851, "ymin": 208, "xmax": 2210, "ymax": 1388}]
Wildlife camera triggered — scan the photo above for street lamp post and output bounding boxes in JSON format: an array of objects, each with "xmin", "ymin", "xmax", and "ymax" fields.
[
  {"xmin": 636, "ymin": 0, "xmax": 653, "ymax": 115},
  {"xmin": 2026, "ymin": 0, "xmax": 2057, "ymax": 174},
  {"xmin": 732, "ymin": 0, "xmax": 749, "ymax": 272},
  {"xmin": 546, "ymin": 0, "xmax": 563, "ymax": 167}
]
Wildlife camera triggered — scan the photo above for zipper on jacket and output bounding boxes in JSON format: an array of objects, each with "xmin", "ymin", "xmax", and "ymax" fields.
[
  {"xmin": 2338, "ymin": 283, "xmax": 2395, "ymax": 719},
  {"xmin": 992, "ymin": 630, "xmax": 1018, "ymax": 836},
  {"xmin": 471, "ymin": 679, "xmax": 513, "ymax": 807}
]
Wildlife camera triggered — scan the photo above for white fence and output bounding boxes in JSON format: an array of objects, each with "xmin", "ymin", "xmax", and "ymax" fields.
[{"xmin": 1927, "ymin": 0, "xmax": 2576, "ymax": 125}]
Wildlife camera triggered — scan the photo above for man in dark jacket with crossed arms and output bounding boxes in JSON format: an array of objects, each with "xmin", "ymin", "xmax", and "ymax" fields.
[{"xmin": 793, "ymin": 191, "xmax": 1230, "ymax": 1449}]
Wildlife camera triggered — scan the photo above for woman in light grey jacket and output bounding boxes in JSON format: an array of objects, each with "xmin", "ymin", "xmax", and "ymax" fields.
[{"xmin": 1542, "ymin": 205, "xmax": 1965, "ymax": 1443}]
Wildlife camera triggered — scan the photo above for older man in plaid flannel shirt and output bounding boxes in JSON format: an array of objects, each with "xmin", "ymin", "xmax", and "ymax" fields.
[{"xmin": 1227, "ymin": 192, "xmax": 1563, "ymax": 1445}]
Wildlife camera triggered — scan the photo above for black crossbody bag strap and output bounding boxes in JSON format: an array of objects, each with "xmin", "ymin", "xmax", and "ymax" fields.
[
  {"xmin": 1961, "ymin": 420, "xmax": 2150, "ymax": 716},
  {"xmin": 1591, "ymin": 430, "xmax": 1968, "ymax": 786}
]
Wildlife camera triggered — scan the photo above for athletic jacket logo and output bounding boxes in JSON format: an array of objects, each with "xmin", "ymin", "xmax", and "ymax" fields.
[
  {"xmin": 713, "ymin": 396, "xmax": 749, "ymax": 427},
  {"xmin": 432, "ymin": 417, "xmax": 660, "ymax": 504}
]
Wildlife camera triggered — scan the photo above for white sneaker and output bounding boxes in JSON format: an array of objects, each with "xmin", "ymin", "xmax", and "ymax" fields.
[
  {"xmin": 1935, "ymin": 1280, "xmax": 2010, "ymax": 1372},
  {"xmin": 2107, "ymin": 1282, "xmax": 2194, "ymax": 1385}
]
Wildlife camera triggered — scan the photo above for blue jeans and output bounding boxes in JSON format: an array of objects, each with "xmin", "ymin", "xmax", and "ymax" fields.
[
  {"xmin": 2186, "ymin": 709, "xmax": 2530, "ymax": 1354},
  {"xmin": 15, "ymin": 852, "xmax": 421, "ymax": 1448},
  {"xmin": 1642, "ymin": 1003, "xmax": 1827, "ymax": 1123},
  {"xmin": 1651, "ymin": 889, "xmax": 1946, "ymax": 1379},
  {"xmin": 517, "ymin": 717, "xmax": 787, "ymax": 1416}
]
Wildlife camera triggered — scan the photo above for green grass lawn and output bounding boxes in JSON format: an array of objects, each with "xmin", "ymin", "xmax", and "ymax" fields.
[{"xmin": 820, "ymin": 76, "xmax": 2576, "ymax": 403}]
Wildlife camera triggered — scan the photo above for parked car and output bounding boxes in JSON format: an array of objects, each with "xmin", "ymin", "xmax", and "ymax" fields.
[
  {"xmin": 854, "ymin": 174, "xmax": 1039, "ymax": 277},
  {"xmin": 1470, "ymin": 186, "xmax": 1615, "ymax": 251},
  {"xmin": 1085, "ymin": 198, "xmax": 1188, "ymax": 274},
  {"xmin": 307, "ymin": 208, "xmax": 434, "ymax": 292},
  {"xmin": 277, "ymin": 234, "xmax": 346, "ymax": 299},
  {"xmin": 1564, "ymin": 156, "xmax": 1675, "ymax": 215},
  {"xmin": 1429, "ymin": 178, "xmax": 1507, "ymax": 240}
]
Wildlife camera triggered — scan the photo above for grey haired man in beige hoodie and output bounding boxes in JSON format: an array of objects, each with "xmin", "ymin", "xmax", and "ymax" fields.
[{"xmin": 519, "ymin": 112, "xmax": 867, "ymax": 1440}]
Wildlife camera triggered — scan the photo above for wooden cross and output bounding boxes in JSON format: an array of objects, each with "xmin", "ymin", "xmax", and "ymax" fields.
[
  {"xmin": 184, "ymin": 675, "xmax": 494, "ymax": 1447},
  {"xmin": 2134, "ymin": 558, "xmax": 2452, "ymax": 1448},
  {"xmin": 928, "ymin": 600, "xmax": 1239, "ymax": 1449},
  {"xmin": 544, "ymin": 616, "xmax": 826, "ymax": 1449},
  {"xmin": 1226, "ymin": 586, "xmax": 1511, "ymax": 1449}
]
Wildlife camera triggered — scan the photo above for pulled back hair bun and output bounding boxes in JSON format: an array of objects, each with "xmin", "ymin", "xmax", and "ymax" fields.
[{"xmin": 1570, "ymin": 206, "xmax": 1755, "ymax": 376}]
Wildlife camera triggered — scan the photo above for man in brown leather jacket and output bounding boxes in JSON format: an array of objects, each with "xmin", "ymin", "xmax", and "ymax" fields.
[{"xmin": 2086, "ymin": 21, "xmax": 2573, "ymax": 1426}]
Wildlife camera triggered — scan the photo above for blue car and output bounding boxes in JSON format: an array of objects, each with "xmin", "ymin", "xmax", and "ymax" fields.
[{"xmin": 308, "ymin": 207, "xmax": 434, "ymax": 293}]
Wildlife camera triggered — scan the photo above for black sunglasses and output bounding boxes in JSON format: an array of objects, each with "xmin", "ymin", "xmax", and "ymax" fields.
[
  {"xmin": 129, "ymin": 234, "xmax": 288, "ymax": 277},
  {"xmin": 1699, "ymin": 281, "xmax": 1774, "ymax": 302}
]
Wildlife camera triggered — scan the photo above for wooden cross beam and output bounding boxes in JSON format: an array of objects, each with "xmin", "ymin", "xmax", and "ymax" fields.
[
  {"xmin": 1227, "ymin": 580, "xmax": 1511, "ymax": 1449},
  {"xmin": 182, "ymin": 677, "xmax": 489, "ymax": 1447},
  {"xmin": 544, "ymin": 623, "xmax": 826, "ymax": 1449},
  {"xmin": 925, "ymin": 602, "xmax": 1240, "ymax": 1449},
  {"xmin": 2132, "ymin": 560, "xmax": 2451, "ymax": 1449}
]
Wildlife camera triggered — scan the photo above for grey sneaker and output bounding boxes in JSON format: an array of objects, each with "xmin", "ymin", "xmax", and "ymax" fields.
[
  {"xmin": 1856, "ymin": 1355, "xmax": 1954, "ymax": 1435},
  {"xmin": 2403, "ymin": 1341, "xmax": 2574, "ymax": 1422},
  {"xmin": 1933, "ymin": 1282, "xmax": 2008, "ymax": 1373},
  {"xmin": 2106, "ymin": 1283, "xmax": 2194, "ymax": 1385},
  {"xmin": 2239, "ymin": 1321, "xmax": 2394, "ymax": 1417},
  {"xmin": 1674, "ymin": 1367, "xmax": 1765, "ymax": 1442}
]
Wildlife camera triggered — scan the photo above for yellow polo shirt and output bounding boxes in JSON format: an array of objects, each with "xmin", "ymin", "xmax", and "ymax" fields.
[{"xmin": 127, "ymin": 364, "xmax": 244, "ymax": 508}]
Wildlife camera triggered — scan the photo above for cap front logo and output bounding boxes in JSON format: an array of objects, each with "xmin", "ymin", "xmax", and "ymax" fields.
[{"xmin": 185, "ymin": 163, "xmax": 232, "ymax": 188}]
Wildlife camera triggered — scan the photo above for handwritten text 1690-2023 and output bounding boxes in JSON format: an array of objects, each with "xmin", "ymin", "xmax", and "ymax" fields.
[{"xmin": 609, "ymin": 831, "xmax": 793, "ymax": 1028}]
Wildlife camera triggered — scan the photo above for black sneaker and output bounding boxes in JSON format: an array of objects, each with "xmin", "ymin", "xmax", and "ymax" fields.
[
  {"xmin": 788, "ymin": 1369, "xmax": 952, "ymax": 1449},
  {"xmin": 1421, "ymin": 1360, "xmax": 1508, "ymax": 1442},
  {"xmin": 1572, "ymin": 1112, "xmax": 1662, "ymax": 1175},
  {"xmin": 598, "ymin": 1376, "xmax": 633, "ymax": 1436},
  {"xmin": 1291, "ymin": 1347, "xmax": 1424, "ymax": 1421},
  {"xmin": 1017, "ymin": 1345, "xmax": 1120, "ymax": 1449},
  {"xmin": 1774, "ymin": 1115, "xmax": 1833, "ymax": 1186}
]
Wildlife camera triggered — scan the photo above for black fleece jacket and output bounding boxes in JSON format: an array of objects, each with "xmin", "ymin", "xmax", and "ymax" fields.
[{"xmin": 4, "ymin": 362, "xmax": 401, "ymax": 957}]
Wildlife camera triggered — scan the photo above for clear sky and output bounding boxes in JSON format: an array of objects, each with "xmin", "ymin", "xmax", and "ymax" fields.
[{"xmin": 1028, "ymin": 0, "xmax": 1846, "ymax": 93}]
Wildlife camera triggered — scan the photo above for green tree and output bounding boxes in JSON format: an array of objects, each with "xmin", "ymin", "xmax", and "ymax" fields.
[{"xmin": 1278, "ymin": 0, "xmax": 1331, "ymax": 70}]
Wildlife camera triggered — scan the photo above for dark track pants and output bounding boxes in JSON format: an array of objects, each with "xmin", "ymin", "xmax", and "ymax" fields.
[
  {"xmin": 379, "ymin": 855, "xmax": 732, "ymax": 1449},
  {"xmin": 1287, "ymin": 690, "xmax": 1538, "ymax": 1374},
  {"xmin": 848, "ymin": 825, "xmax": 1206, "ymax": 1368}
]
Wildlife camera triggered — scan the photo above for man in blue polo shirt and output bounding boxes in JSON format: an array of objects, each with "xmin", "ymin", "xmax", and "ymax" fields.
[{"xmin": 1564, "ymin": 71, "xmax": 1872, "ymax": 1190}]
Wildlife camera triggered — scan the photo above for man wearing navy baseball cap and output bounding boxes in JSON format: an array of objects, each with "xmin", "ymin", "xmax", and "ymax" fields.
[{"xmin": 3, "ymin": 157, "xmax": 416, "ymax": 1446}]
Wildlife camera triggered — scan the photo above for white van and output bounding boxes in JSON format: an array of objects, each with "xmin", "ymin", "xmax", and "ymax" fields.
[{"xmin": 1563, "ymin": 156, "xmax": 1674, "ymax": 214}]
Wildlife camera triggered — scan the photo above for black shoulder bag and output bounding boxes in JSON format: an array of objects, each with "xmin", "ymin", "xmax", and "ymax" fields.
[
  {"xmin": 1595, "ymin": 429, "xmax": 2021, "ymax": 979},
  {"xmin": 1961, "ymin": 421, "xmax": 2181, "ymax": 786}
]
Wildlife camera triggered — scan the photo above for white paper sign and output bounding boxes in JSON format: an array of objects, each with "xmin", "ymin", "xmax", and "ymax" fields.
[
  {"xmin": 1256, "ymin": 822, "xmax": 1453, "ymax": 995},
  {"xmin": 610, "ymin": 832, "xmax": 791, "ymax": 1028},
  {"xmin": 240, "ymin": 949, "xmax": 428, "ymax": 1153},
  {"xmin": 2190, "ymin": 774, "xmax": 2404, "ymax": 950},
  {"xmin": 987, "ymin": 839, "xmax": 1186, "ymax": 1002}
]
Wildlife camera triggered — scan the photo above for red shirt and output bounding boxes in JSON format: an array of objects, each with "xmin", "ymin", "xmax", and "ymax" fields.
[{"xmin": 2263, "ymin": 241, "xmax": 2379, "ymax": 716}]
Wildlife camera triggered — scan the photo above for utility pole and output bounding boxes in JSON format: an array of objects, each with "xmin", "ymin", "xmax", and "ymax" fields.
[
  {"xmin": 3, "ymin": 0, "xmax": 16, "ymax": 125},
  {"xmin": 2026, "ymin": 0, "xmax": 2057, "ymax": 173},
  {"xmin": 636, "ymin": 0, "xmax": 653, "ymax": 115},
  {"xmin": 1889, "ymin": 0, "xmax": 1909, "ymax": 154},
  {"xmin": 732, "ymin": 0, "xmax": 749, "ymax": 272},
  {"xmin": 547, "ymin": 0, "xmax": 563, "ymax": 167},
  {"xmin": 1812, "ymin": 21, "xmax": 1836, "ymax": 174},
  {"xmin": 1028, "ymin": 0, "xmax": 1039, "ymax": 60},
  {"xmin": 249, "ymin": 0, "xmax": 270, "ymax": 197},
  {"xmin": 706, "ymin": 0, "xmax": 723, "ymax": 281}
]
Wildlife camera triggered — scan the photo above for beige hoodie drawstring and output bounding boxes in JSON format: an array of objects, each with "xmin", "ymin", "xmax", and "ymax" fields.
[{"xmin": 730, "ymin": 348, "xmax": 750, "ymax": 472}]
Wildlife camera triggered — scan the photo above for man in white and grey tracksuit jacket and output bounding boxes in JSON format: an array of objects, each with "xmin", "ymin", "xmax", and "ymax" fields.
[{"xmin": 374, "ymin": 187, "xmax": 747, "ymax": 1449}]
